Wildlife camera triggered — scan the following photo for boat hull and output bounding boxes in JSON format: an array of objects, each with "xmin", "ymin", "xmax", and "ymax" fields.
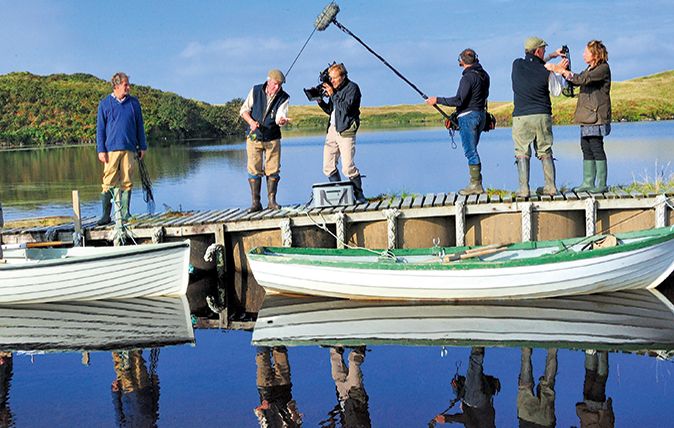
[
  {"xmin": 248, "ymin": 228, "xmax": 674, "ymax": 300},
  {"xmin": 0, "ymin": 241, "xmax": 191, "ymax": 304}
]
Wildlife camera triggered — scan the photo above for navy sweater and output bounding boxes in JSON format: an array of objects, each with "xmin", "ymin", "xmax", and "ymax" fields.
[
  {"xmin": 437, "ymin": 63, "xmax": 490, "ymax": 114},
  {"xmin": 96, "ymin": 94, "xmax": 147, "ymax": 153},
  {"xmin": 511, "ymin": 53, "xmax": 552, "ymax": 117}
]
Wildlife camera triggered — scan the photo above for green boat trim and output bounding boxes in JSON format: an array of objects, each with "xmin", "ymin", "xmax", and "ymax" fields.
[{"xmin": 248, "ymin": 226, "xmax": 674, "ymax": 271}]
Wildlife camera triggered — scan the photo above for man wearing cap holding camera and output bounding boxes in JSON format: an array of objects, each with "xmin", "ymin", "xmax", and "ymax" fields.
[
  {"xmin": 316, "ymin": 63, "xmax": 366, "ymax": 204},
  {"xmin": 240, "ymin": 69, "xmax": 290, "ymax": 212},
  {"xmin": 511, "ymin": 37, "xmax": 568, "ymax": 197}
]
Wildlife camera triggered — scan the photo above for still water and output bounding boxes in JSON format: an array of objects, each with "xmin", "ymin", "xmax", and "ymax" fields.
[
  {"xmin": 1, "ymin": 120, "xmax": 673, "ymax": 220},
  {"xmin": 1, "ymin": 282, "xmax": 674, "ymax": 427},
  {"xmin": 1, "ymin": 122, "xmax": 673, "ymax": 427}
]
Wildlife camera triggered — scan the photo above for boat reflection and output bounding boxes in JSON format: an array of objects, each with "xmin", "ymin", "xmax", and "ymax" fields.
[
  {"xmin": 0, "ymin": 296, "xmax": 195, "ymax": 353},
  {"xmin": 252, "ymin": 289, "xmax": 674, "ymax": 351}
]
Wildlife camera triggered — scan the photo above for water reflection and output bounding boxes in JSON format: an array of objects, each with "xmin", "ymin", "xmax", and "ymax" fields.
[
  {"xmin": 517, "ymin": 348, "xmax": 557, "ymax": 428},
  {"xmin": 433, "ymin": 347, "xmax": 498, "ymax": 428},
  {"xmin": 111, "ymin": 349, "xmax": 160, "ymax": 427},
  {"xmin": 254, "ymin": 346, "xmax": 302, "ymax": 427},
  {"xmin": 0, "ymin": 352, "xmax": 12, "ymax": 428},
  {"xmin": 577, "ymin": 350, "xmax": 614, "ymax": 427},
  {"xmin": 322, "ymin": 346, "xmax": 370, "ymax": 428}
]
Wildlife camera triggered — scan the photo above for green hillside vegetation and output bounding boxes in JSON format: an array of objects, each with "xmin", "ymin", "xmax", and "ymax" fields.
[
  {"xmin": 288, "ymin": 70, "xmax": 674, "ymax": 130},
  {"xmin": 0, "ymin": 72, "xmax": 245, "ymax": 147},
  {"xmin": 1, "ymin": 70, "xmax": 673, "ymax": 147}
]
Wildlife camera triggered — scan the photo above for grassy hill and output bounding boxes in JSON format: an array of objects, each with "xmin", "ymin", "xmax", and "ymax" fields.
[
  {"xmin": 0, "ymin": 72, "xmax": 245, "ymax": 147},
  {"xmin": 288, "ymin": 70, "xmax": 674, "ymax": 130}
]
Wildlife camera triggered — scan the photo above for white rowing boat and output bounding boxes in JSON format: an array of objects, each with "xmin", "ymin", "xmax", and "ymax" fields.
[
  {"xmin": 0, "ymin": 241, "xmax": 191, "ymax": 304},
  {"xmin": 252, "ymin": 289, "xmax": 674, "ymax": 352},
  {"xmin": 248, "ymin": 227, "xmax": 674, "ymax": 300},
  {"xmin": 0, "ymin": 296, "xmax": 194, "ymax": 353}
]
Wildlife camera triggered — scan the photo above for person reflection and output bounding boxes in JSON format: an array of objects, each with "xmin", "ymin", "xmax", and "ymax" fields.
[
  {"xmin": 320, "ymin": 346, "xmax": 371, "ymax": 428},
  {"xmin": 517, "ymin": 347, "xmax": 557, "ymax": 428},
  {"xmin": 254, "ymin": 346, "xmax": 302, "ymax": 427},
  {"xmin": 111, "ymin": 350, "xmax": 159, "ymax": 427},
  {"xmin": 0, "ymin": 352, "xmax": 13, "ymax": 428},
  {"xmin": 434, "ymin": 347, "xmax": 500, "ymax": 427},
  {"xmin": 576, "ymin": 350, "xmax": 614, "ymax": 427}
]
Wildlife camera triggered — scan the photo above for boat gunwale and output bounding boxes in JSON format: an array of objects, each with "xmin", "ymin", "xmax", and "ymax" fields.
[
  {"xmin": 248, "ymin": 227, "xmax": 674, "ymax": 271},
  {"xmin": 0, "ymin": 240, "xmax": 190, "ymax": 271}
]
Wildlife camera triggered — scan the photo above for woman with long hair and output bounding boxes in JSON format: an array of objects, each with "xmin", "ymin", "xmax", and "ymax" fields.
[{"xmin": 558, "ymin": 40, "xmax": 611, "ymax": 192}]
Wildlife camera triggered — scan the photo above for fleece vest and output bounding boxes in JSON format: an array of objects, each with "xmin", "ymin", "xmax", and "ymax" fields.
[
  {"xmin": 249, "ymin": 83, "xmax": 289, "ymax": 142},
  {"xmin": 512, "ymin": 54, "xmax": 552, "ymax": 117}
]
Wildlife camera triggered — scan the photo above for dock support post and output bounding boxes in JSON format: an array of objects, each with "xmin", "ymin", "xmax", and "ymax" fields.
[
  {"xmin": 585, "ymin": 197, "xmax": 597, "ymax": 236},
  {"xmin": 655, "ymin": 194, "xmax": 667, "ymax": 228},
  {"xmin": 72, "ymin": 190, "xmax": 83, "ymax": 247},
  {"xmin": 455, "ymin": 200, "xmax": 466, "ymax": 247},
  {"xmin": 520, "ymin": 202, "xmax": 533, "ymax": 242},
  {"xmin": 335, "ymin": 212, "xmax": 346, "ymax": 249},
  {"xmin": 280, "ymin": 219, "xmax": 292, "ymax": 247},
  {"xmin": 383, "ymin": 208, "xmax": 400, "ymax": 250}
]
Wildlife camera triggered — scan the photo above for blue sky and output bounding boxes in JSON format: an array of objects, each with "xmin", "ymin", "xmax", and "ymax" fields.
[{"xmin": 1, "ymin": 0, "xmax": 673, "ymax": 106}]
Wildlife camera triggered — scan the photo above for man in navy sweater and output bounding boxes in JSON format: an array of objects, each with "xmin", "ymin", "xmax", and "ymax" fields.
[
  {"xmin": 511, "ymin": 37, "xmax": 567, "ymax": 197},
  {"xmin": 427, "ymin": 48, "xmax": 490, "ymax": 195},
  {"xmin": 95, "ymin": 72, "xmax": 147, "ymax": 225}
]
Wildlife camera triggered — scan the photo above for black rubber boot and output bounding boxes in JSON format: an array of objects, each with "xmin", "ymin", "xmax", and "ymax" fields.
[
  {"xmin": 328, "ymin": 171, "xmax": 342, "ymax": 182},
  {"xmin": 248, "ymin": 177, "xmax": 262, "ymax": 212},
  {"xmin": 349, "ymin": 175, "xmax": 367, "ymax": 204},
  {"xmin": 96, "ymin": 190, "xmax": 113, "ymax": 226},
  {"xmin": 266, "ymin": 176, "xmax": 280, "ymax": 210}
]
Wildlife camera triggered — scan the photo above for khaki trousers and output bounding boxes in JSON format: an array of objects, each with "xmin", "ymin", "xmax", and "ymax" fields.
[
  {"xmin": 512, "ymin": 114, "xmax": 554, "ymax": 159},
  {"xmin": 101, "ymin": 150, "xmax": 133, "ymax": 192},
  {"xmin": 323, "ymin": 125, "xmax": 359, "ymax": 178},
  {"xmin": 247, "ymin": 138, "xmax": 281, "ymax": 177}
]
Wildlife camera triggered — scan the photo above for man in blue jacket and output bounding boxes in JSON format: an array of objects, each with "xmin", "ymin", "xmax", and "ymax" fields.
[
  {"xmin": 427, "ymin": 48, "xmax": 490, "ymax": 195},
  {"xmin": 317, "ymin": 63, "xmax": 366, "ymax": 204},
  {"xmin": 95, "ymin": 72, "xmax": 147, "ymax": 225}
]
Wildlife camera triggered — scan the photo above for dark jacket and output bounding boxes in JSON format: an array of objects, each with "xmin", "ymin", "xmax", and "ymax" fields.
[
  {"xmin": 248, "ymin": 83, "xmax": 290, "ymax": 142},
  {"xmin": 438, "ymin": 63, "xmax": 490, "ymax": 114},
  {"xmin": 512, "ymin": 53, "xmax": 552, "ymax": 117},
  {"xmin": 318, "ymin": 79, "xmax": 361, "ymax": 134},
  {"xmin": 567, "ymin": 62, "xmax": 611, "ymax": 125}
]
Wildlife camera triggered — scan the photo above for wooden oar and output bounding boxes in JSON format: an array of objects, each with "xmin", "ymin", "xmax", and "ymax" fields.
[
  {"xmin": 442, "ymin": 246, "xmax": 508, "ymax": 262},
  {"xmin": 1, "ymin": 241, "xmax": 69, "ymax": 251}
]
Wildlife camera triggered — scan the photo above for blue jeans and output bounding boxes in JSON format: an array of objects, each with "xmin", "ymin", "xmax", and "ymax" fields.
[{"xmin": 458, "ymin": 110, "xmax": 486, "ymax": 165}]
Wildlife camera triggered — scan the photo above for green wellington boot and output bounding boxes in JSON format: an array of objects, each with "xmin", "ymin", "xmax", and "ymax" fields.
[
  {"xmin": 96, "ymin": 189, "xmax": 113, "ymax": 226},
  {"xmin": 120, "ymin": 189, "xmax": 132, "ymax": 221},
  {"xmin": 459, "ymin": 164, "xmax": 485, "ymax": 195},
  {"xmin": 516, "ymin": 157, "xmax": 530, "ymax": 198},
  {"xmin": 573, "ymin": 160, "xmax": 596, "ymax": 192},
  {"xmin": 538, "ymin": 156, "xmax": 557, "ymax": 196},
  {"xmin": 590, "ymin": 160, "xmax": 608, "ymax": 193}
]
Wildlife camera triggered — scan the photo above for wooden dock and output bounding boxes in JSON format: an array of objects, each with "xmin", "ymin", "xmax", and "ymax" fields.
[{"xmin": 2, "ymin": 191, "xmax": 673, "ymax": 273}]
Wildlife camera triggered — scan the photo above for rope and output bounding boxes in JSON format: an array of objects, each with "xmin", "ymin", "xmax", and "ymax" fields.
[
  {"xmin": 283, "ymin": 206, "xmax": 394, "ymax": 258},
  {"xmin": 136, "ymin": 152, "xmax": 155, "ymax": 215},
  {"xmin": 555, "ymin": 195, "xmax": 673, "ymax": 255}
]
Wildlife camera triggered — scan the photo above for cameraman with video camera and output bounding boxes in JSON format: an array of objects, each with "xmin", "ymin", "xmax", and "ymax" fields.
[{"xmin": 315, "ymin": 63, "xmax": 366, "ymax": 204}]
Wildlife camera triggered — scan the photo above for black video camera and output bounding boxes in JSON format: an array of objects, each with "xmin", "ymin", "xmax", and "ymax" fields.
[
  {"xmin": 303, "ymin": 62, "xmax": 335, "ymax": 101},
  {"xmin": 560, "ymin": 45, "xmax": 575, "ymax": 97}
]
